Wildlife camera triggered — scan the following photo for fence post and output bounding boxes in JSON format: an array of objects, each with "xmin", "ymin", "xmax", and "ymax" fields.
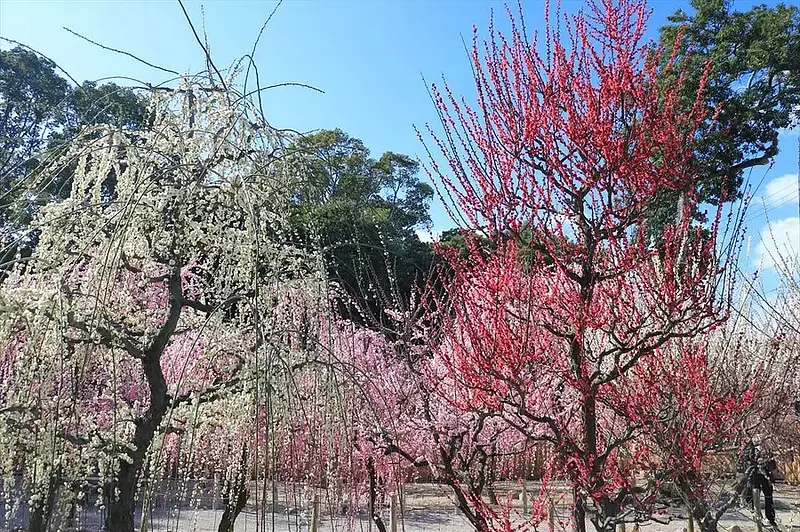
[
  {"xmin": 522, "ymin": 487, "xmax": 529, "ymax": 515},
  {"xmin": 630, "ymin": 476, "xmax": 639, "ymax": 532},
  {"xmin": 631, "ymin": 473, "xmax": 639, "ymax": 532},
  {"xmin": 390, "ymin": 493, "xmax": 399, "ymax": 532},
  {"xmin": 310, "ymin": 493, "xmax": 320, "ymax": 532}
]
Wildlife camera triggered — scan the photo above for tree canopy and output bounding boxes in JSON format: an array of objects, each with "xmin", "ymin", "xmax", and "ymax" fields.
[
  {"xmin": 285, "ymin": 128, "xmax": 434, "ymax": 326},
  {"xmin": 649, "ymin": 0, "xmax": 800, "ymax": 229}
]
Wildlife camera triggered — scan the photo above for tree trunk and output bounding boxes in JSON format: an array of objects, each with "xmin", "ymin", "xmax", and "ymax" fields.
[
  {"xmin": 674, "ymin": 471, "xmax": 734, "ymax": 532},
  {"xmin": 105, "ymin": 365, "xmax": 168, "ymax": 531},
  {"xmin": 105, "ymin": 469, "xmax": 137, "ymax": 532},
  {"xmin": 691, "ymin": 502, "xmax": 718, "ymax": 532},
  {"xmin": 367, "ymin": 457, "xmax": 389, "ymax": 532},
  {"xmin": 28, "ymin": 468, "xmax": 60, "ymax": 532},
  {"xmin": 104, "ymin": 269, "xmax": 181, "ymax": 532},
  {"xmin": 573, "ymin": 486, "xmax": 587, "ymax": 532},
  {"xmin": 218, "ymin": 445, "xmax": 250, "ymax": 532},
  {"xmin": 674, "ymin": 474, "xmax": 726, "ymax": 532},
  {"xmin": 487, "ymin": 451, "xmax": 498, "ymax": 505},
  {"xmin": 577, "ymin": 392, "xmax": 598, "ymax": 532},
  {"xmin": 438, "ymin": 451, "xmax": 491, "ymax": 531},
  {"xmin": 594, "ymin": 498, "xmax": 623, "ymax": 532},
  {"xmin": 217, "ymin": 485, "xmax": 249, "ymax": 532}
]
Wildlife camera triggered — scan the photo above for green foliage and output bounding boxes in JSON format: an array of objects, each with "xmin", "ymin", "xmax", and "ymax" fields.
[
  {"xmin": 67, "ymin": 81, "xmax": 147, "ymax": 131},
  {"xmin": 651, "ymin": 0, "xmax": 799, "ymax": 228},
  {"xmin": 285, "ymin": 129, "xmax": 434, "ymax": 325},
  {"xmin": 0, "ymin": 47, "xmax": 70, "ymax": 186},
  {"xmin": 289, "ymin": 129, "xmax": 432, "ymax": 229},
  {"xmin": 0, "ymin": 46, "xmax": 148, "ymax": 270}
]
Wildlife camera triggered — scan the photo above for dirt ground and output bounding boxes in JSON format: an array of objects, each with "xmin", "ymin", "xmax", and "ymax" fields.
[{"xmin": 1, "ymin": 481, "xmax": 799, "ymax": 531}]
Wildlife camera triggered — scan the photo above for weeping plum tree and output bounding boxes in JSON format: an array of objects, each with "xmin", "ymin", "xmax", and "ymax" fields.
[
  {"xmin": 420, "ymin": 0, "xmax": 743, "ymax": 530},
  {"xmin": 0, "ymin": 81, "xmax": 325, "ymax": 532}
]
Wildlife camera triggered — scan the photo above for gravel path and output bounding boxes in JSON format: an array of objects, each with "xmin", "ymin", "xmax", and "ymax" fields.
[{"xmin": 2, "ymin": 482, "xmax": 798, "ymax": 531}]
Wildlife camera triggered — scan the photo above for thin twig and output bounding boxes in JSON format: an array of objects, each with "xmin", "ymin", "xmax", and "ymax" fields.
[
  {"xmin": 252, "ymin": 0, "xmax": 283, "ymax": 57},
  {"xmin": 201, "ymin": 4, "xmax": 213, "ymax": 87},
  {"xmin": 176, "ymin": 0, "xmax": 228, "ymax": 93},
  {"xmin": 0, "ymin": 37, "xmax": 82, "ymax": 86},
  {"xmin": 246, "ymin": 0, "xmax": 284, "ymax": 118},
  {"xmin": 62, "ymin": 27, "xmax": 181, "ymax": 76},
  {"xmin": 242, "ymin": 82, "xmax": 325, "ymax": 99}
]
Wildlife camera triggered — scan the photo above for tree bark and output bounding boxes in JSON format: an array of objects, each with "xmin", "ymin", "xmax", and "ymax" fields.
[
  {"xmin": 104, "ymin": 367, "xmax": 168, "ymax": 532},
  {"xmin": 573, "ymin": 485, "xmax": 587, "ymax": 532},
  {"xmin": 104, "ymin": 268, "xmax": 182, "ymax": 532},
  {"xmin": 217, "ymin": 485, "xmax": 249, "ymax": 532},
  {"xmin": 28, "ymin": 468, "xmax": 60, "ymax": 532},
  {"xmin": 576, "ymin": 391, "xmax": 598, "ymax": 532},
  {"xmin": 218, "ymin": 445, "xmax": 250, "ymax": 532},
  {"xmin": 367, "ymin": 457, "xmax": 389, "ymax": 532}
]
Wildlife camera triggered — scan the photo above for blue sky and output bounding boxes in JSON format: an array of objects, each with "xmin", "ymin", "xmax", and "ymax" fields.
[{"xmin": 1, "ymin": 0, "xmax": 797, "ymax": 276}]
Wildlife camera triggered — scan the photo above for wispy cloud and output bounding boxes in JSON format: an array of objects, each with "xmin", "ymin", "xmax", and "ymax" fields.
[
  {"xmin": 760, "ymin": 173, "xmax": 798, "ymax": 209},
  {"xmin": 755, "ymin": 216, "xmax": 799, "ymax": 269}
]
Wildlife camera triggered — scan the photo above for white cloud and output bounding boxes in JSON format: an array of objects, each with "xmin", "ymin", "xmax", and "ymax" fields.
[
  {"xmin": 416, "ymin": 228, "xmax": 441, "ymax": 243},
  {"xmin": 760, "ymin": 173, "xmax": 798, "ymax": 209},
  {"xmin": 755, "ymin": 216, "xmax": 800, "ymax": 269}
]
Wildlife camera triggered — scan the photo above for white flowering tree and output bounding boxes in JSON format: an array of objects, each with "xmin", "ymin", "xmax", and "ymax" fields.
[{"xmin": 0, "ymin": 81, "xmax": 326, "ymax": 532}]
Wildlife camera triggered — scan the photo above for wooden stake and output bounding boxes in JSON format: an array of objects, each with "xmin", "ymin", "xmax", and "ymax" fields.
[
  {"xmin": 390, "ymin": 493, "xmax": 399, "ymax": 532},
  {"xmin": 522, "ymin": 487, "xmax": 529, "ymax": 515},
  {"xmin": 310, "ymin": 493, "xmax": 320, "ymax": 532},
  {"xmin": 399, "ymin": 484, "xmax": 406, "ymax": 519}
]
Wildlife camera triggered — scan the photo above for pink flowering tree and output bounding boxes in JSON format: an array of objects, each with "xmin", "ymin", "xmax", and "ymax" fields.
[
  {"xmin": 418, "ymin": 0, "xmax": 743, "ymax": 530},
  {"xmin": 321, "ymin": 301, "xmax": 536, "ymax": 532}
]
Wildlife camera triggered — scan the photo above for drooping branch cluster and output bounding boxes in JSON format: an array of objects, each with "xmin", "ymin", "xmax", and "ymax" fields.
[{"xmin": 0, "ymin": 82, "xmax": 328, "ymax": 531}]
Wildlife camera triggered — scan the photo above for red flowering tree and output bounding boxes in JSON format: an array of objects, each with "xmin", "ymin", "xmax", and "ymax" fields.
[
  {"xmin": 612, "ymin": 337, "xmax": 754, "ymax": 532},
  {"xmin": 420, "ymin": 1, "xmax": 741, "ymax": 531},
  {"xmin": 662, "ymin": 321, "xmax": 800, "ymax": 532}
]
